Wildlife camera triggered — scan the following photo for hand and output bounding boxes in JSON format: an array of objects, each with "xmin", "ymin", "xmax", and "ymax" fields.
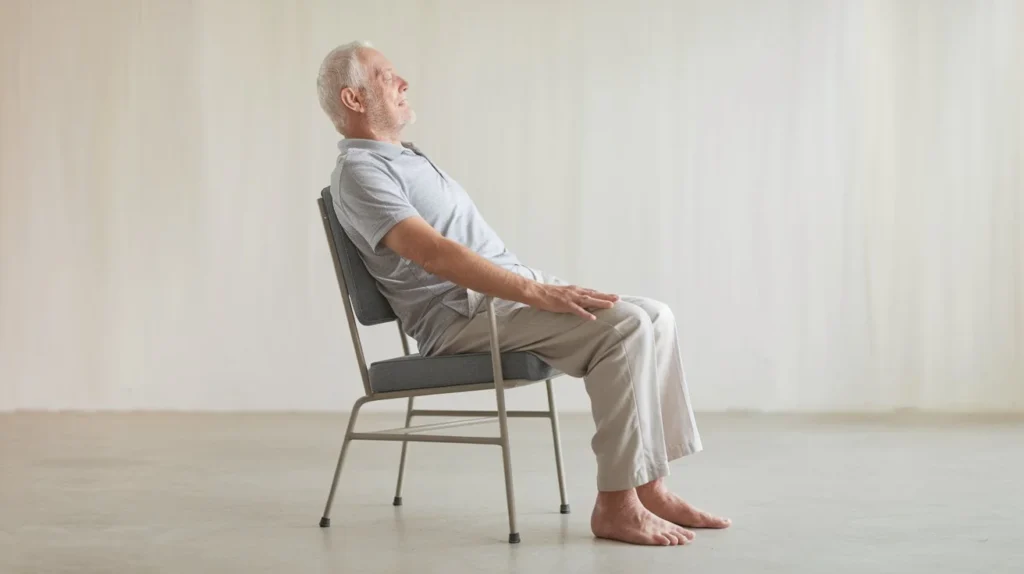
[{"xmin": 526, "ymin": 283, "xmax": 620, "ymax": 320}]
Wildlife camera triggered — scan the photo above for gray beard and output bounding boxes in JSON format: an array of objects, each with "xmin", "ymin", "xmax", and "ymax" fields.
[
  {"xmin": 365, "ymin": 91, "xmax": 413, "ymax": 135},
  {"xmin": 367, "ymin": 110, "xmax": 414, "ymax": 141}
]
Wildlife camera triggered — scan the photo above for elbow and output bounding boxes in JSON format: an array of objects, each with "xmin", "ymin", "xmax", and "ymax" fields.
[
  {"xmin": 420, "ymin": 254, "xmax": 442, "ymax": 277},
  {"xmin": 417, "ymin": 237, "xmax": 451, "ymax": 277}
]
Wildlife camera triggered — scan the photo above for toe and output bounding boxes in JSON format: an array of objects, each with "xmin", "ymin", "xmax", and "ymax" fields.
[
  {"xmin": 705, "ymin": 514, "xmax": 731, "ymax": 528},
  {"xmin": 653, "ymin": 533, "xmax": 672, "ymax": 546},
  {"xmin": 691, "ymin": 510, "xmax": 730, "ymax": 528},
  {"xmin": 677, "ymin": 526, "xmax": 696, "ymax": 541}
]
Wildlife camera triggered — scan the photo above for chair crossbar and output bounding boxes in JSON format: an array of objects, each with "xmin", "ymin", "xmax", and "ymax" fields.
[
  {"xmin": 364, "ymin": 416, "xmax": 496, "ymax": 436},
  {"xmin": 411, "ymin": 409, "xmax": 553, "ymax": 419},
  {"xmin": 349, "ymin": 433, "xmax": 503, "ymax": 445}
]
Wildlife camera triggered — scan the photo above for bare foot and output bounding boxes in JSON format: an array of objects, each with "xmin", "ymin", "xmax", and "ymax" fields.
[
  {"xmin": 590, "ymin": 489, "xmax": 696, "ymax": 546},
  {"xmin": 636, "ymin": 478, "xmax": 732, "ymax": 529}
]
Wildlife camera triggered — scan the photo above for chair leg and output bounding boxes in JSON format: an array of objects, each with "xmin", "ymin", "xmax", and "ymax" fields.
[
  {"xmin": 392, "ymin": 397, "xmax": 415, "ymax": 506},
  {"xmin": 319, "ymin": 396, "xmax": 368, "ymax": 527},
  {"xmin": 545, "ymin": 379, "xmax": 570, "ymax": 514},
  {"xmin": 486, "ymin": 299, "xmax": 520, "ymax": 543},
  {"xmin": 496, "ymin": 384, "xmax": 520, "ymax": 543}
]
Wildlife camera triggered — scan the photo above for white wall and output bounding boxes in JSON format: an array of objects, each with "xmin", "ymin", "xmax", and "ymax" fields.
[{"xmin": 1, "ymin": 0, "xmax": 1022, "ymax": 413}]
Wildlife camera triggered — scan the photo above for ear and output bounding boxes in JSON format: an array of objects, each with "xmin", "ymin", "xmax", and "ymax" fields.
[{"xmin": 340, "ymin": 87, "xmax": 363, "ymax": 113}]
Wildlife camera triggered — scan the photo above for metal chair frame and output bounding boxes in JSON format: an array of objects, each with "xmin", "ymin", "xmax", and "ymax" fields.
[{"xmin": 315, "ymin": 197, "xmax": 569, "ymax": 544}]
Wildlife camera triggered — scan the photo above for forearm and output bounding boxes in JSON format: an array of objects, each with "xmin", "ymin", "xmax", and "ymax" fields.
[
  {"xmin": 381, "ymin": 217, "xmax": 614, "ymax": 321},
  {"xmin": 422, "ymin": 239, "xmax": 538, "ymax": 305}
]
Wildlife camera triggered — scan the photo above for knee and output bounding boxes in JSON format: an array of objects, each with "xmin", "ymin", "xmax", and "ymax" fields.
[
  {"xmin": 584, "ymin": 302, "xmax": 655, "ymax": 374},
  {"xmin": 633, "ymin": 297, "xmax": 676, "ymax": 329},
  {"xmin": 594, "ymin": 300, "xmax": 654, "ymax": 341}
]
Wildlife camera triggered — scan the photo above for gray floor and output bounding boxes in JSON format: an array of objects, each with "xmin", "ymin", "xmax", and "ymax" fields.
[{"xmin": 2, "ymin": 411, "xmax": 1022, "ymax": 574}]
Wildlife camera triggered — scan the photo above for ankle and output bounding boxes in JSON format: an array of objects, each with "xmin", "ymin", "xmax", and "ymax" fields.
[
  {"xmin": 635, "ymin": 478, "xmax": 668, "ymax": 500},
  {"xmin": 595, "ymin": 488, "xmax": 641, "ymax": 510}
]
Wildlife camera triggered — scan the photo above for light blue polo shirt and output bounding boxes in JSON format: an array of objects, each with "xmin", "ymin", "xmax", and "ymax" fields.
[{"xmin": 329, "ymin": 138, "xmax": 525, "ymax": 353}]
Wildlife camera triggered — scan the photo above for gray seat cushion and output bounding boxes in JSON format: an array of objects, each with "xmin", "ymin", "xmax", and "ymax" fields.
[{"xmin": 369, "ymin": 352, "xmax": 558, "ymax": 393}]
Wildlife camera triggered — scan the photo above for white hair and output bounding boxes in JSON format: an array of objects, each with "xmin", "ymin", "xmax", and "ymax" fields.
[{"xmin": 317, "ymin": 41, "xmax": 372, "ymax": 134}]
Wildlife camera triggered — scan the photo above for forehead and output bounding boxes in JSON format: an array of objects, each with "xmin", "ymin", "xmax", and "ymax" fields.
[{"xmin": 360, "ymin": 48, "xmax": 395, "ymax": 75}]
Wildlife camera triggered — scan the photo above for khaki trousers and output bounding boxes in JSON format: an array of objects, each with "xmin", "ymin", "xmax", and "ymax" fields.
[{"xmin": 427, "ymin": 274, "xmax": 703, "ymax": 492}]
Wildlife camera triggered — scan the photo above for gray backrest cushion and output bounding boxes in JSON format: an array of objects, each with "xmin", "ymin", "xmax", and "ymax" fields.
[{"xmin": 321, "ymin": 187, "xmax": 398, "ymax": 325}]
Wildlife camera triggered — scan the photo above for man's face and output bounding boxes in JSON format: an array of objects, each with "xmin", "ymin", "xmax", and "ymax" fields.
[{"xmin": 361, "ymin": 49, "xmax": 414, "ymax": 132}]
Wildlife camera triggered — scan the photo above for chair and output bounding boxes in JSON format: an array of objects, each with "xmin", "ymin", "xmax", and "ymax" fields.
[{"xmin": 316, "ymin": 188, "xmax": 570, "ymax": 544}]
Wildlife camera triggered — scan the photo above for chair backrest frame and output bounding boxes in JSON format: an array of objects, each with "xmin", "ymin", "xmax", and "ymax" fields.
[
  {"xmin": 317, "ymin": 196, "xmax": 374, "ymax": 395},
  {"xmin": 320, "ymin": 188, "xmax": 398, "ymax": 326},
  {"xmin": 317, "ymin": 188, "xmax": 420, "ymax": 396}
]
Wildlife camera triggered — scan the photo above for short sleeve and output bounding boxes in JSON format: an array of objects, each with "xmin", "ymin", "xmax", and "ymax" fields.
[{"xmin": 336, "ymin": 159, "xmax": 420, "ymax": 251}]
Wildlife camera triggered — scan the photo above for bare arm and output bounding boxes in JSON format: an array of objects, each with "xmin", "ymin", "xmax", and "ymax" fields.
[{"xmin": 382, "ymin": 216, "xmax": 618, "ymax": 320}]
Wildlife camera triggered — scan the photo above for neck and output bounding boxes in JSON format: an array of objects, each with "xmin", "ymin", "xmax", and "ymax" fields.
[{"xmin": 343, "ymin": 123, "xmax": 402, "ymax": 146}]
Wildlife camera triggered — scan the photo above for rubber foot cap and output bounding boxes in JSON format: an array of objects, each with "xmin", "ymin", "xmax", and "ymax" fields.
[
  {"xmin": 393, "ymin": 496, "xmax": 403, "ymax": 506},
  {"xmin": 508, "ymin": 532, "xmax": 521, "ymax": 544},
  {"xmin": 560, "ymin": 504, "xmax": 571, "ymax": 514},
  {"xmin": 319, "ymin": 517, "xmax": 331, "ymax": 528}
]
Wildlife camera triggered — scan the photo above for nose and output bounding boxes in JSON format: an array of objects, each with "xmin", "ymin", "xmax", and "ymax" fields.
[{"xmin": 397, "ymin": 75, "xmax": 409, "ymax": 92}]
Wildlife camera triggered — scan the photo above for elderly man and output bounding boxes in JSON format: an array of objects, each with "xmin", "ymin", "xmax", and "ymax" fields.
[{"xmin": 316, "ymin": 41, "xmax": 730, "ymax": 546}]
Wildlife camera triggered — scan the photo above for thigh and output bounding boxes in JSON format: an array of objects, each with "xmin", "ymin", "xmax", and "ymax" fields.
[
  {"xmin": 431, "ymin": 301, "xmax": 651, "ymax": 378},
  {"xmin": 431, "ymin": 305, "xmax": 589, "ymax": 356}
]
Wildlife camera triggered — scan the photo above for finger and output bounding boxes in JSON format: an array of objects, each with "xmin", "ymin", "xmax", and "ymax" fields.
[
  {"xmin": 580, "ymin": 289, "xmax": 619, "ymax": 302},
  {"xmin": 578, "ymin": 296, "xmax": 614, "ymax": 310},
  {"xmin": 569, "ymin": 303, "xmax": 596, "ymax": 321}
]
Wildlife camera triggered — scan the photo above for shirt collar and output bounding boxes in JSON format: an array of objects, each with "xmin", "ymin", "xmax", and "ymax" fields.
[{"xmin": 338, "ymin": 138, "xmax": 417, "ymax": 160}]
